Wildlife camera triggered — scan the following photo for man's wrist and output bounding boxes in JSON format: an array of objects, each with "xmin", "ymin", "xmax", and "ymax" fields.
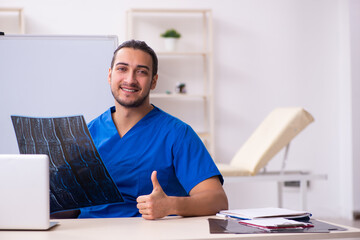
[{"xmin": 168, "ymin": 195, "xmax": 188, "ymax": 216}]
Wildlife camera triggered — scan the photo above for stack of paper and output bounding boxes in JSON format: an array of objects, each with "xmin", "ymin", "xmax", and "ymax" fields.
[
  {"xmin": 238, "ymin": 217, "xmax": 313, "ymax": 231},
  {"xmin": 217, "ymin": 207, "xmax": 313, "ymax": 231},
  {"xmin": 218, "ymin": 207, "xmax": 311, "ymax": 220}
]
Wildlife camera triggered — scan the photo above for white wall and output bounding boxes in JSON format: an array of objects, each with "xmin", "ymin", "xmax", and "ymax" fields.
[
  {"xmin": 0, "ymin": 0, "xmax": 358, "ymax": 219},
  {"xmin": 349, "ymin": 0, "xmax": 360, "ymax": 214}
]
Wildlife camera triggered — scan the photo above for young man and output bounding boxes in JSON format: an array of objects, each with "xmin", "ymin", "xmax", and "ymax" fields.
[{"xmin": 78, "ymin": 40, "xmax": 228, "ymax": 220}]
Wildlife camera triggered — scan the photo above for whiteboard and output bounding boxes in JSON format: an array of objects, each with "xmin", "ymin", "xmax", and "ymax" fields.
[{"xmin": 0, "ymin": 35, "xmax": 118, "ymax": 154}]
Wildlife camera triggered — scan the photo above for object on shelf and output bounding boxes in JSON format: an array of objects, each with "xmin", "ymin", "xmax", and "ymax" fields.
[
  {"xmin": 160, "ymin": 28, "xmax": 181, "ymax": 38},
  {"xmin": 175, "ymin": 82, "xmax": 186, "ymax": 94},
  {"xmin": 160, "ymin": 28, "xmax": 181, "ymax": 51}
]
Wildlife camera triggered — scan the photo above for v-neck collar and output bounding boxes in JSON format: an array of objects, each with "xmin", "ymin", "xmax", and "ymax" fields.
[{"xmin": 107, "ymin": 105, "xmax": 160, "ymax": 139}]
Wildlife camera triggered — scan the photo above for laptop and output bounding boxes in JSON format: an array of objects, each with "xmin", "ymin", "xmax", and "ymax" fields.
[{"xmin": 0, "ymin": 154, "xmax": 58, "ymax": 230}]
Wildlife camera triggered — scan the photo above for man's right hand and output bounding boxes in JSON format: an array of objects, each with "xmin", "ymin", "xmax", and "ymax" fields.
[{"xmin": 136, "ymin": 171, "xmax": 170, "ymax": 220}]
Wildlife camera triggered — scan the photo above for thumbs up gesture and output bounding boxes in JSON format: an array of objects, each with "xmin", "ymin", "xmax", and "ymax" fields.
[{"xmin": 136, "ymin": 171, "xmax": 169, "ymax": 220}]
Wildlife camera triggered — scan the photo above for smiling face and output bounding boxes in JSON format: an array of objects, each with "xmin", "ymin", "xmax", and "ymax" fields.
[{"xmin": 108, "ymin": 47, "xmax": 158, "ymax": 109}]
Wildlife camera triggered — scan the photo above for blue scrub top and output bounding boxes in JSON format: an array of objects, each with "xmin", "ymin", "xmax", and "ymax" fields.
[{"xmin": 79, "ymin": 106, "xmax": 223, "ymax": 218}]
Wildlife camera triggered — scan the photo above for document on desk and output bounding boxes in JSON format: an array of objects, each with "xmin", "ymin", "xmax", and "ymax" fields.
[
  {"xmin": 208, "ymin": 218, "xmax": 347, "ymax": 234},
  {"xmin": 218, "ymin": 207, "xmax": 312, "ymax": 220},
  {"xmin": 11, "ymin": 115, "xmax": 124, "ymax": 213},
  {"xmin": 238, "ymin": 217, "xmax": 314, "ymax": 230}
]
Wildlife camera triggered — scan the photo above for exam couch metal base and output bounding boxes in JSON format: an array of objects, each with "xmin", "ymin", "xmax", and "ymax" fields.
[{"xmin": 224, "ymin": 171, "xmax": 327, "ymax": 211}]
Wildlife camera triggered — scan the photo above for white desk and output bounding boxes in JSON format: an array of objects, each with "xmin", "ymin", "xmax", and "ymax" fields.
[
  {"xmin": 1, "ymin": 216, "xmax": 359, "ymax": 240},
  {"xmin": 224, "ymin": 172, "xmax": 327, "ymax": 210}
]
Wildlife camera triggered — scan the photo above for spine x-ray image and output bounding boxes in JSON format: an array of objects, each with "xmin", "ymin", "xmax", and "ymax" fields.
[{"xmin": 11, "ymin": 115, "xmax": 124, "ymax": 213}]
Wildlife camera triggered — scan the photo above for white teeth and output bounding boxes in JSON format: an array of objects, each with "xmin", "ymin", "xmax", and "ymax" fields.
[{"xmin": 123, "ymin": 88, "xmax": 136, "ymax": 92}]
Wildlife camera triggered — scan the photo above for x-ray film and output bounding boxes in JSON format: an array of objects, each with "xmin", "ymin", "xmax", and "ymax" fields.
[{"xmin": 11, "ymin": 115, "xmax": 124, "ymax": 213}]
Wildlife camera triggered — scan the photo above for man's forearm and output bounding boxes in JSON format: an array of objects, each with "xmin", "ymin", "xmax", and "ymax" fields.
[{"xmin": 170, "ymin": 189, "xmax": 228, "ymax": 217}]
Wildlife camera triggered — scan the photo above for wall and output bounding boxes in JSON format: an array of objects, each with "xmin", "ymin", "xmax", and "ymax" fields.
[
  {"xmin": 0, "ymin": 0, "xmax": 358, "ymax": 219},
  {"xmin": 349, "ymin": 0, "xmax": 360, "ymax": 214}
]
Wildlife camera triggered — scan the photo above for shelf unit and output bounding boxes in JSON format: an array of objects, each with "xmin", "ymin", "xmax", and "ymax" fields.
[
  {"xmin": 126, "ymin": 9, "xmax": 215, "ymax": 157},
  {"xmin": 0, "ymin": 8, "xmax": 25, "ymax": 34}
]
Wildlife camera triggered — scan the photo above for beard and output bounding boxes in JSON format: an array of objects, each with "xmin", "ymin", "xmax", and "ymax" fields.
[{"xmin": 111, "ymin": 86, "xmax": 150, "ymax": 108}]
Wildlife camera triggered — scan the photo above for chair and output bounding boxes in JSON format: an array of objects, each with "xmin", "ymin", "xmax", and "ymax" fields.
[{"xmin": 216, "ymin": 107, "xmax": 326, "ymax": 210}]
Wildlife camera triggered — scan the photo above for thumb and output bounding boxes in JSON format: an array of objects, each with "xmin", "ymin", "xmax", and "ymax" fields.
[{"xmin": 151, "ymin": 170, "xmax": 162, "ymax": 192}]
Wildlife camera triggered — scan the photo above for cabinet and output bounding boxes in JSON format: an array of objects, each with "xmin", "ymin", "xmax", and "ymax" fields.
[
  {"xmin": 126, "ymin": 9, "xmax": 215, "ymax": 157},
  {"xmin": 0, "ymin": 8, "xmax": 25, "ymax": 34}
]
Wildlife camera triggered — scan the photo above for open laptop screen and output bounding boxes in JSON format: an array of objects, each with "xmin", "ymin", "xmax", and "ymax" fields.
[{"xmin": 0, "ymin": 154, "xmax": 56, "ymax": 230}]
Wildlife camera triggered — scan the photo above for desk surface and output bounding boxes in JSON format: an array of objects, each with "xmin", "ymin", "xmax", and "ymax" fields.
[{"xmin": 1, "ymin": 216, "xmax": 360, "ymax": 240}]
